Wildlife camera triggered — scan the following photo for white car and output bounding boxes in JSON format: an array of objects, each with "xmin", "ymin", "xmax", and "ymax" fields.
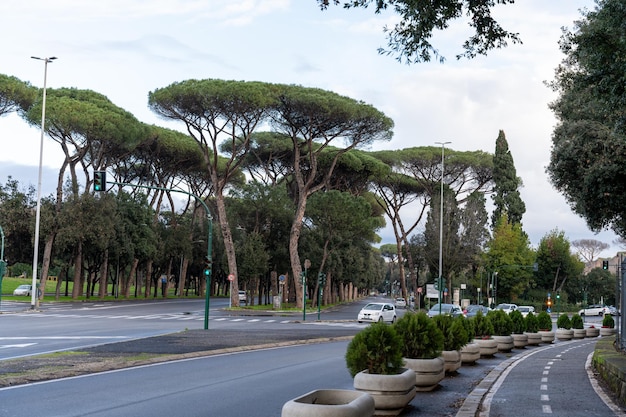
[
  {"xmin": 357, "ymin": 302, "xmax": 397, "ymax": 323},
  {"xmin": 517, "ymin": 306, "xmax": 535, "ymax": 317},
  {"xmin": 394, "ymin": 297, "xmax": 407, "ymax": 309},
  {"xmin": 13, "ymin": 284, "xmax": 33, "ymax": 296},
  {"xmin": 496, "ymin": 303, "xmax": 518, "ymax": 314},
  {"xmin": 578, "ymin": 304, "xmax": 608, "ymax": 316},
  {"xmin": 238, "ymin": 290, "xmax": 247, "ymax": 305}
]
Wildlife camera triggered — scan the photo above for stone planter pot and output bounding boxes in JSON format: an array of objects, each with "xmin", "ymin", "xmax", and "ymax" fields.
[
  {"xmin": 441, "ymin": 350, "xmax": 462, "ymax": 373},
  {"xmin": 525, "ymin": 332, "xmax": 542, "ymax": 346},
  {"xmin": 586, "ymin": 327, "xmax": 600, "ymax": 338},
  {"xmin": 573, "ymin": 329, "xmax": 586, "ymax": 339},
  {"xmin": 556, "ymin": 329, "xmax": 574, "ymax": 341},
  {"xmin": 493, "ymin": 335, "xmax": 514, "ymax": 352},
  {"xmin": 473, "ymin": 337, "xmax": 498, "ymax": 357},
  {"xmin": 512, "ymin": 333, "xmax": 528, "ymax": 348},
  {"xmin": 600, "ymin": 327, "xmax": 617, "ymax": 337},
  {"xmin": 403, "ymin": 357, "xmax": 445, "ymax": 392},
  {"xmin": 460, "ymin": 342, "xmax": 480, "ymax": 365},
  {"xmin": 353, "ymin": 368, "xmax": 416, "ymax": 416},
  {"xmin": 282, "ymin": 389, "xmax": 375, "ymax": 417},
  {"xmin": 538, "ymin": 330, "xmax": 555, "ymax": 344}
]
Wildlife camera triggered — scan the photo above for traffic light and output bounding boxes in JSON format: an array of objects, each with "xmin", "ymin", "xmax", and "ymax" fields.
[
  {"xmin": 602, "ymin": 260, "xmax": 609, "ymax": 270},
  {"xmin": 318, "ymin": 272, "xmax": 326, "ymax": 286},
  {"xmin": 204, "ymin": 257, "xmax": 212, "ymax": 277},
  {"xmin": 94, "ymin": 171, "xmax": 106, "ymax": 192}
]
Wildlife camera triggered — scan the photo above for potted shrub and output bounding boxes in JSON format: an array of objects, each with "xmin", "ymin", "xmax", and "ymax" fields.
[
  {"xmin": 509, "ymin": 309, "xmax": 528, "ymax": 348},
  {"xmin": 537, "ymin": 311, "xmax": 554, "ymax": 343},
  {"xmin": 346, "ymin": 322, "xmax": 416, "ymax": 415},
  {"xmin": 586, "ymin": 324, "xmax": 600, "ymax": 338},
  {"xmin": 433, "ymin": 314, "xmax": 468, "ymax": 373},
  {"xmin": 458, "ymin": 315, "xmax": 481, "ymax": 364},
  {"xmin": 570, "ymin": 314, "xmax": 585, "ymax": 339},
  {"xmin": 600, "ymin": 314, "xmax": 616, "ymax": 336},
  {"xmin": 395, "ymin": 311, "xmax": 445, "ymax": 391},
  {"xmin": 555, "ymin": 313, "xmax": 573, "ymax": 341},
  {"xmin": 471, "ymin": 310, "xmax": 498, "ymax": 357},
  {"xmin": 487, "ymin": 309, "xmax": 514, "ymax": 352},
  {"xmin": 524, "ymin": 311, "xmax": 542, "ymax": 345}
]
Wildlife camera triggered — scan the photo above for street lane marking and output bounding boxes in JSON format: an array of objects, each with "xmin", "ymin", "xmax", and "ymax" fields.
[{"xmin": 542, "ymin": 404, "xmax": 552, "ymax": 413}]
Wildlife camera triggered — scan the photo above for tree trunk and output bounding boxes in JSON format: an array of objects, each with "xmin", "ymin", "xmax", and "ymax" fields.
[
  {"xmin": 99, "ymin": 249, "xmax": 109, "ymax": 299},
  {"xmin": 71, "ymin": 242, "xmax": 83, "ymax": 299},
  {"xmin": 38, "ymin": 233, "xmax": 56, "ymax": 302},
  {"xmin": 125, "ymin": 258, "xmax": 139, "ymax": 299},
  {"xmin": 289, "ymin": 196, "xmax": 308, "ymax": 309},
  {"xmin": 214, "ymin": 193, "xmax": 239, "ymax": 306}
]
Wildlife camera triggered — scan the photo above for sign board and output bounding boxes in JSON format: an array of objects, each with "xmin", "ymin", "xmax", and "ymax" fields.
[
  {"xmin": 279, "ymin": 274, "xmax": 286, "ymax": 282},
  {"xmin": 417, "ymin": 286, "xmax": 423, "ymax": 294},
  {"xmin": 426, "ymin": 284, "xmax": 439, "ymax": 299},
  {"xmin": 227, "ymin": 274, "xmax": 235, "ymax": 282}
]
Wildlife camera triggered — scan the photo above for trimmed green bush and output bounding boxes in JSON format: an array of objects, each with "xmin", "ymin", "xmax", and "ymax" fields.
[
  {"xmin": 394, "ymin": 311, "xmax": 444, "ymax": 359},
  {"xmin": 459, "ymin": 314, "xmax": 475, "ymax": 340},
  {"xmin": 471, "ymin": 310, "xmax": 494, "ymax": 338},
  {"xmin": 556, "ymin": 313, "xmax": 571, "ymax": 330},
  {"xmin": 537, "ymin": 311, "xmax": 553, "ymax": 331},
  {"xmin": 602, "ymin": 314, "xmax": 615, "ymax": 328},
  {"xmin": 509, "ymin": 310, "xmax": 525, "ymax": 334},
  {"xmin": 433, "ymin": 314, "xmax": 469, "ymax": 350},
  {"xmin": 525, "ymin": 312, "xmax": 539, "ymax": 333},
  {"xmin": 487, "ymin": 309, "xmax": 513, "ymax": 336},
  {"xmin": 571, "ymin": 314, "xmax": 584, "ymax": 330},
  {"xmin": 345, "ymin": 321, "xmax": 404, "ymax": 377}
]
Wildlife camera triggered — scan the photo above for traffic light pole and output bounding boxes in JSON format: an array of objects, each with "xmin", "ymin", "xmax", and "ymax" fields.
[
  {"xmin": 109, "ymin": 180, "xmax": 213, "ymax": 330},
  {"xmin": 0, "ymin": 225, "xmax": 5, "ymax": 310}
]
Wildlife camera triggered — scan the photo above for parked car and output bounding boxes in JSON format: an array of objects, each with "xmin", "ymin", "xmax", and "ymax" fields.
[
  {"xmin": 357, "ymin": 302, "xmax": 397, "ymax": 323},
  {"xmin": 607, "ymin": 305, "xmax": 621, "ymax": 316},
  {"xmin": 13, "ymin": 284, "xmax": 32, "ymax": 296},
  {"xmin": 427, "ymin": 303, "xmax": 464, "ymax": 318},
  {"xmin": 517, "ymin": 305, "xmax": 535, "ymax": 317},
  {"xmin": 496, "ymin": 303, "xmax": 518, "ymax": 314},
  {"xmin": 578, "ymin": 304, "xmax": 608, "ymax": 316},
  {"xmin": 394, "ymin": 297, "xmax": 407, "ymax": 309},
  {"xmin": 464, "ymin": 304, "xmax": 490, "ymax": 318},
  {"xmin": 238, "ymin": 290, "xmax": 247, "ymax": 305}
]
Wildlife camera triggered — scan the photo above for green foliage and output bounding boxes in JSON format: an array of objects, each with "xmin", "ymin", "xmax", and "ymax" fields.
[
  {"xmin": 534, "ymin": 229, "xmax": 585, "ymax": 296},
  {"xmin": 571, "ymin": 314, "xmax": 584, "ymax": 330},
  {"xmin": 394, "ymin": 312, "xmax": 444, "ymax": 359},
  {"xmin": 556, "ymin": 313, "xmax": 571, "ymax": 330},
  {"xmin": 537, "ymin": 311, "xmax": 553, "ymax": 331},
  {"xmin": 458, "ymin": 314, "xmax": 475, "ymax": 340},
  {"xmin": 345, "ymin": 321, "xmax": 404, "ymax": 377},
  {"xmin": 509, "ymin": 310, "xmax": 525, "ymax": 334},
  {"xmin": 471, "ymin": 310, "xmax": 494, "ymax": 338},
  {"xmin": 487, "ymin": 309, "xmax": 513, "ymax": 336},
  {"xmin": 525, "ymin": 312, "xmax": 539, "ymax": 333},
  {"xmin": 491, "ymin": 130, "xmax": 526, "ymax": 227},
  {"xmin": 602, "ymin": 314, "xmax": 615, "ymax": 328},
  {"xmin": 433, "ymin": 314, "xmax": 469, "ymax": 351}
]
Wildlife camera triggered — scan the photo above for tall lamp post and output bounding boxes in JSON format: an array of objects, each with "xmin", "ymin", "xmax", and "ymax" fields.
[
  {"xmin": 30, "ymin": 56, "xmax": 57, "ymax": 310},
  {"xmin": 435, "ymin": 141, "xmax": 451, "ymax": 314}
]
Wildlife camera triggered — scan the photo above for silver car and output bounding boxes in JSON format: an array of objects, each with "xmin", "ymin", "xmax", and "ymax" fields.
[
  {"xmin": 13, "ymin": 284, "xmax": 32, "ymax": 296},
  {"xmin": 357, "ymin": 302, "xmax": 397, "ymax": 323}
]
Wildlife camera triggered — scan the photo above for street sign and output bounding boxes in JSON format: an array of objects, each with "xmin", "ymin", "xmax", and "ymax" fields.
[
  {"xmin": 279, "ymin": 274, "xmax": 285, "ymax": 281},
  {"xmin": 417, "ymin": 287, "xmax": 423, "ymax": 294},
  {"xmin": 227, "ymin": 274, "xmax": 235, "ymax": 282}
]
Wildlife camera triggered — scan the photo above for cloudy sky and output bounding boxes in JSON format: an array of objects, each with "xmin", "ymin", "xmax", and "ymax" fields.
[{"xmin": 0, "ymin": 0, "xmax": 619, "ymax": 257}]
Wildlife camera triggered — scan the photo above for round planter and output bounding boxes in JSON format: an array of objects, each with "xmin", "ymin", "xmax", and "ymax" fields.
[
  {"xmin": 538, "ymin": 330, "xmax": 555, "ymax": 344},
  {"xmin": 556, "ymin": 329, "xmax": 574, "ymax": 341},
  {"xmin": 524, "ymin": 332, "xmax": 542, "ymax": 346},
  {"xmin": 600, "ymin": 327, "xmax": 617, "ymax": 337},
  {"xmin": 353, "ymin": 368, "xmax": 416, "ymax": 416},
  {"xmin": 493, "ymin": 335, "xmax": 514, "ymax": 352},
  {"xmin": 460, "ymin": 342, "xmax": 480, "ymax": 365},
  {"xmin": 573, "ymin": 329, "xmax": 586, "ymax": 339},
  {"xmin": 473, "ymin": 337, "xmax": 498, "ymax": 357},
  {"xmin": 282, "ymin": 389, "xmax": 375, "ymax": 417},
  {"xmin": 403, "ymin": 357, "xmax": 445, "ymax": 392},
  {"xmin": 512, "ymin": 333, "xmax": 528, "ymax": 348},
  {"xmin": 586, "ymin": 327, "xmax": 600, "ymax": 338},
  {"xmin": 441, "ymin": 350, "xmax": 462, "ymax": 373}
]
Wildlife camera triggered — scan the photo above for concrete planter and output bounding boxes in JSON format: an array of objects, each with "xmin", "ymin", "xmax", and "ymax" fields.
[
  {"xmin": 403, "ymin": 357, "xmax": 445, "ymax": 392},
  {"xmin": 282, "ymin": 389, "xmax": 375, "ymax": 417},
  {"xmin": 441, "ymin": 350, "xmax": 462, "ymax": 373},
  {"xmin": 512, "ymin": 333, "xmax": 528, "ymax": 348},
  {"xmin": 586, "ymin": 327, "xmax": 600, "ymax": 338},
  {"xmin": 538, "ymin": 330, "xmax": 555, "ymax": 344},
  {"xmin": 573, "ymin": 329, "xmax": 586, "ymax": 339},
  {"xmin": 493, "ymin": 335, "xmax": 514, "ymax": 352},
  {"xmin": 600, "ymin": 327, "xmax": 617, "ymax": 337},
  {"xmin": 353, "ymin": 368, "xmax": 416, "ymax": 416},
  {"xmin": 460, "ymin": 342, "xmax": 480, "ymax": 365},
  {"xmin": 473, "ymin": 337, "xmax": 498, "ymax": 357},
  {"xmin": 556, "ymin": 329, "xmax": 574, "ymax": 341},
  {"xmin": 525, "ymin": 332, "xmax": 542, "ymax": 346}
]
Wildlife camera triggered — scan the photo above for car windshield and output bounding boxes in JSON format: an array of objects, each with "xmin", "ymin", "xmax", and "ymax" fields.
[
  {"xmin": 17, "ymin": 285, "xmax": 30, "ymax": 289},
  {"xmin": 430, "ymin": 304, "xmax": 451, "ymax": 312},
  {"xmin": 363, "ymin": 303, "xmax": 383, "ymax": 311}
]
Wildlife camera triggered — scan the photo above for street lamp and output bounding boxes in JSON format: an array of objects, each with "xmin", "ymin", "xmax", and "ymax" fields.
[
  {"xmin": 435, "ymin": 141, "xmax": 451, "ymax": 314},
  {"xmin": 30, "ymin": 56, "xmax": 57, "ymax": 310}
]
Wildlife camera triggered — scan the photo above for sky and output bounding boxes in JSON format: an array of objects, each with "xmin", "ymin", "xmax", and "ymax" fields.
[{"xmin": 0, "ymin": 0, "xmax": 621, "ymax": 258}]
